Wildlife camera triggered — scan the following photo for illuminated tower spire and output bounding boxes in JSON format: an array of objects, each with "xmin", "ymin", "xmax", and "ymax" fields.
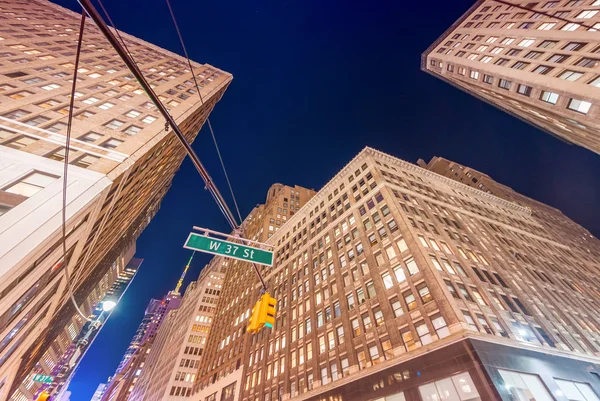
[{"xmin": 173, "ymin": 252, "xmax": 195, "ymax": 295}]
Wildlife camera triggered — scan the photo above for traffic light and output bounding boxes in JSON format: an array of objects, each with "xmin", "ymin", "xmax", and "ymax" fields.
[
  {"xmin": 247, "ymin": 298, "xmax": 262, "ymax": 333},
  {"xmin": 262, "ymin": 293, "xmax": 277, "ymax": 329},
  {"xmin": 246, "ymin": 292, "xmax": 277, "ymax": 333},
  {"xmin": 35, "ymin": 391, "xmax": 50, "ymax": 401}
]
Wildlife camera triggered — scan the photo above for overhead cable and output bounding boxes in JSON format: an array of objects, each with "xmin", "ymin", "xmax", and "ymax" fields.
[
  {"xmin": 61, "ymin": 10, "xmax": 93, "ymax": 322},
  {"xmin": 165, "ymin": 0, "xmax": 243, "ymax": 225}
]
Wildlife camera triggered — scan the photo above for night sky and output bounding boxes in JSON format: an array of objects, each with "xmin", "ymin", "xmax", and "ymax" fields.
[{"xmin": 53, "ymin": 0, "xmax": 600, "ymax": 399}]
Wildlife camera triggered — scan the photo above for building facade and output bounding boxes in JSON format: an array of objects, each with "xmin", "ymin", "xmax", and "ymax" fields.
[
  {"xmin": 0, "ymin": 0, "xmax": 231, "ymax": 396},
  {"xmin": 9, "ymin": 249, "xmax": 140, "ymax": 401},
  {"xmin": 193, "ymin": 147, "xmax": 600, "ymax": 401},
  {"xmin": 101, "ymin": 261, "xmax": 188, "ymax": 401},
  {"xmin": 422, "ymin": 0, "xmax": 600, "ymax": 154},
  {"xmin": 128, "ymin": 259, "xmax": 224, "ymax": 401}
]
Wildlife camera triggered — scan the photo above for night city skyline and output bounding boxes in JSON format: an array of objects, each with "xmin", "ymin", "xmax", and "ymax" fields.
[{"xmin": 1, "ymin": 0, "xmax": 599, "ymax": 400}]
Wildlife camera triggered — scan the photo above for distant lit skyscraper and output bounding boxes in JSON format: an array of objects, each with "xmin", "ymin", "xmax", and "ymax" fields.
[
  {"xmin": 90, "ymin": 383, "xmax": 107, "ymax": 401},
  {"xmin": 422, "ymin": 0, "xmax": 600, "ymax": 154},
  {"xmin": 101, "ymin": 257, "xmax": 191, "ymax": 401},
  {"xmin": 128, "ymin": 260, "xmax": 224, "ymax": 401},
  {"xmin": 192, "ymin": 147, "xmax": 600, "ymax": 401},
  {"xmin": 0, "ymin": 0, "xmax": 231, "ymax": 397}
]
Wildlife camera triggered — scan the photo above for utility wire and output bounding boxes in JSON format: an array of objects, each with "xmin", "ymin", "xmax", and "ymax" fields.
[
  {"xmin": 96, "ymin": 0, "xmax": 138, "ymax": 69},
  {"xmin": 62, "ymin": 10, "xmax": 93, "ymax": 322},
  {"xmin": 165, "ymin": 0, "xmax": 243, "ymax": 225},
  {"xmin": 78, "ymin": 0, "xmax": 268, "ymax": 291}
]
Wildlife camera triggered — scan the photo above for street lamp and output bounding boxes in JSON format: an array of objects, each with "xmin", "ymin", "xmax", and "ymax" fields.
[{"xmin": 102, "ymin": 300, "xmax": 117, "ymax": 312}]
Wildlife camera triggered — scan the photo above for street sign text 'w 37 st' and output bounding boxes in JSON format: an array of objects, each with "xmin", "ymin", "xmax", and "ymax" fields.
[{"xmin": 184, "ymin": 229, "xmax": 273, "ymax": 266}]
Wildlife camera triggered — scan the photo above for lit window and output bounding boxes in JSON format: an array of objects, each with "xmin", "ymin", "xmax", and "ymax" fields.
[
  {"xmin": 499, "ymin": 370, "xmax": 552, "ymax": 400},
  {"xmin": 419, "ymin": 372, "xmax": 481, "ymax": 401},
  {"xmin": 123, "ymin": 125, "xmax": 142, "ymax": 135},
  {"xmin": 562, "ymin": 23, "xmax": 580, "ymax": 31},
  {"xmin": 540, "ymin": 91, "xmax": 559, "ymax": 104},
  {"xmin": 432, "ymin": 315, "xmax": 450, "ymax": 338},
  {"xmin": 88, "ymin": 72, "xmax": 102, "ymax": 78},
  {"xmin": 589, "ymin": 76, "xmax": 600, "ymax": 88},
  {"xmin": 8, "ymin": 90, "xmax": 33, "ymax": 99},
  {"xmin": 41, "ymin": 83, "xmax": 60, "ymax": 90},
  {"xmin": 75, "ymin": 111, "xmax": 95, "ymax": 120},
  {"xmin": 72, "ymin": 154, "xmax": 100, "ymax": 168},
  {"xmin": 98, "ymin": 102, "xmax": 115, "ymax": 110},
  {"xmin": 517, "ymin": 84, "xmax": 532, "ymax": 96},
  {"xmin": 559, "ymin": 70, "xmax": 583, "ymax": 81},
  {"xmin": 100, "ymin": 138, "xmax": 123, "ymax": 149},
  {"xmin": 105, "ymin": 119, "xmax": 124, "ymax": 129},
  {"xmin": 47, "ymin": 122, "xmax": 67, "ymax": 133},
  {"xmin": 82, "ymin": 97, "xmax": 99, "ymax": 104},
  {"xmin": 498, "ymin": 79, "xmax": 511, "ymax": 90},
  {"xmin": 555, "ymin": 379, "xmax": 600, "ymax": 401},
  {"xmin": 36, "ymin": 99, "xmax": 60, "ymax": 109},
  {"xmin": 25, "ymin": 116, "xmax": 51, "ymax": 126},
  {"xmin": 537, "ymin": 22, "xmax": 556, "ymax": 30},
  {"xmin": 142, "ymin": 115, "xmax": 157, "ymax": 124},
  {"xmin": 4, "ymin": 171, "xmax": 58, "ymax": 197},
  {"xmin": 0, "ymin": 83, "xmax": 16, "ymax": 92},
  {"xmin": 517, "ymin": 38, "xmax": 535, "ymax": 47},
  {"xmin": 567, "ymin": 98, "xmax": 592, "ymax": 114},
  {"xmin": 576, "ymin": 10, "xmax": 598, "ymax": 19},
  {"xmin": 79, "ymin": 132, "xmax": 103, "ymax": 142},
  {"xmin": 125, "ymin": 110, "xmax": 141, "ymax": 118},
  {"xmin": 4, "ymin": 135, "xmax": 37, "ymax": 149}
]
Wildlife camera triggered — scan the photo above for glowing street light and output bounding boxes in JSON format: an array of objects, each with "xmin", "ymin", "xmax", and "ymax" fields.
[{"xmin": 102, "ymin": 300, "xmax": 117, "ymax": 312}]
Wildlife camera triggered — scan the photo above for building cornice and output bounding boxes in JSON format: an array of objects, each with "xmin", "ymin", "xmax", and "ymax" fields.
[{"xmin": 269, "ymin": 146, "xmax": 531, "ymax": 245}]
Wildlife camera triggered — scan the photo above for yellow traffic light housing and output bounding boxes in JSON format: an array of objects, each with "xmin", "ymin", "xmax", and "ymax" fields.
[
  {"xmin": 36, "ymin": 391, "xmax": 50, "ymax": 401},
  {"xmin": 246, "ymin": 292, "xmax": 277, "ymax": 333},
  {"xmin": 247, "ymin": 298, "xmax": 262, "ymax": 333},
  {"xmin": 262, "ymin": 293, "xmax": 277, "ymax": 329}
]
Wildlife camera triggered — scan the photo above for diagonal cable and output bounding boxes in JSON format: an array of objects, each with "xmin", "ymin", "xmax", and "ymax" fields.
[
  {"xmin": 165, "ymin": 0, "xmax": 244, "ymax": 225},
  {"xmin": 61, "ymin": 10, "xmax": 93, "ymax": 322}
]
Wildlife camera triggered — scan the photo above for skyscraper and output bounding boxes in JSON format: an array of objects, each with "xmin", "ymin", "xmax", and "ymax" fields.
[
  {"xmin": 129, "ymin": 259, "xmax": 224, "ymax": 401},
  {"xmin": 101, "ymin": 255, "xmax": 193, "ymax": 401},
  {"xmin": 193, "ymin": 147, "xmax": 600, "ymax": 401},
  {"xmin": 9, "ymin": 249, "xmax": 141, "ymax": 401},
  {"xmin": 422, "ymin": 0, "xmax": 600, "ymax": 154},
  {"xmin": 0, "ymin": 0, "xmax": 231, "ymax": 396}
]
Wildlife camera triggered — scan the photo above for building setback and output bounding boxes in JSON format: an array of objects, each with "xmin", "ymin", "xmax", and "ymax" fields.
[
  {"xmin": 421, "ymin": 0, "xmax": 600, "ymax": 154},
  {"xmin": 192, "ymin": 147, "xmax": 600, "ymax": 401},
  {"xmin": 0, "ymin": 0, "xmax": 231, "ymax": 397}
]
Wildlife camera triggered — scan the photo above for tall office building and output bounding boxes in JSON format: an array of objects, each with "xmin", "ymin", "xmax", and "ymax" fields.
[
  {"xmin": 90, "ymin": 384, "xmax": 107, "ymax": 401},
  {"xmin": 193, "ymin": 147, "xmax": 600, "ymax": 401},
  {"xmin": 422, "ymin": 0, "xmax": 600, "ymax": 154},
  {"xmin": 129, "ymin": 259, "xmax": 225, "ymax": 401},
  {"xmin": 101, "ymin": 258, "xmax": 192, "ymax": 401},
  {"xmin": 9, "ymin": 250, "xmax": 140, "ymax": 401},
  {"xmin": 0, "ymin": 0, "xmax": 231, "ymax": 396}
]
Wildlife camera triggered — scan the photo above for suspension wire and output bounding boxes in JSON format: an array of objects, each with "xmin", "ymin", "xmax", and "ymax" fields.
[
  {"xmin": 96, "ymin": 0, "xmax": 137, "ymax": 68},
  {"xmin": 494, "ymin": 0, "xmax": 597, "ymax": 30},
  {"xmin": 165, "ymin": 0, "xmax": 243, "ymax": 225},
  {"xmin": 62, "ymin": 10, "xmax": 93, "ymax": 322},
  {"xmin": 78, "ymin": 0, "xmax": 268, "ymax": 291}
]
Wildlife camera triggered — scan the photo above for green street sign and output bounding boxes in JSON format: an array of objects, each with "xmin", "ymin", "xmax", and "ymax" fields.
[
  {"xmin": 32, "ymin": 374, "xmax": 53, "ymax": 384},
  {"xmin": 184, "ymin": 233, "xmax": 273, "ymax": 266}
]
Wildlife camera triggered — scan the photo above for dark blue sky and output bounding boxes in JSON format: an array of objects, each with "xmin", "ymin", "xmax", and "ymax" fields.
[{"xmin": 57, "ymin": 0, "xmax": 600, "ymax": 399}]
